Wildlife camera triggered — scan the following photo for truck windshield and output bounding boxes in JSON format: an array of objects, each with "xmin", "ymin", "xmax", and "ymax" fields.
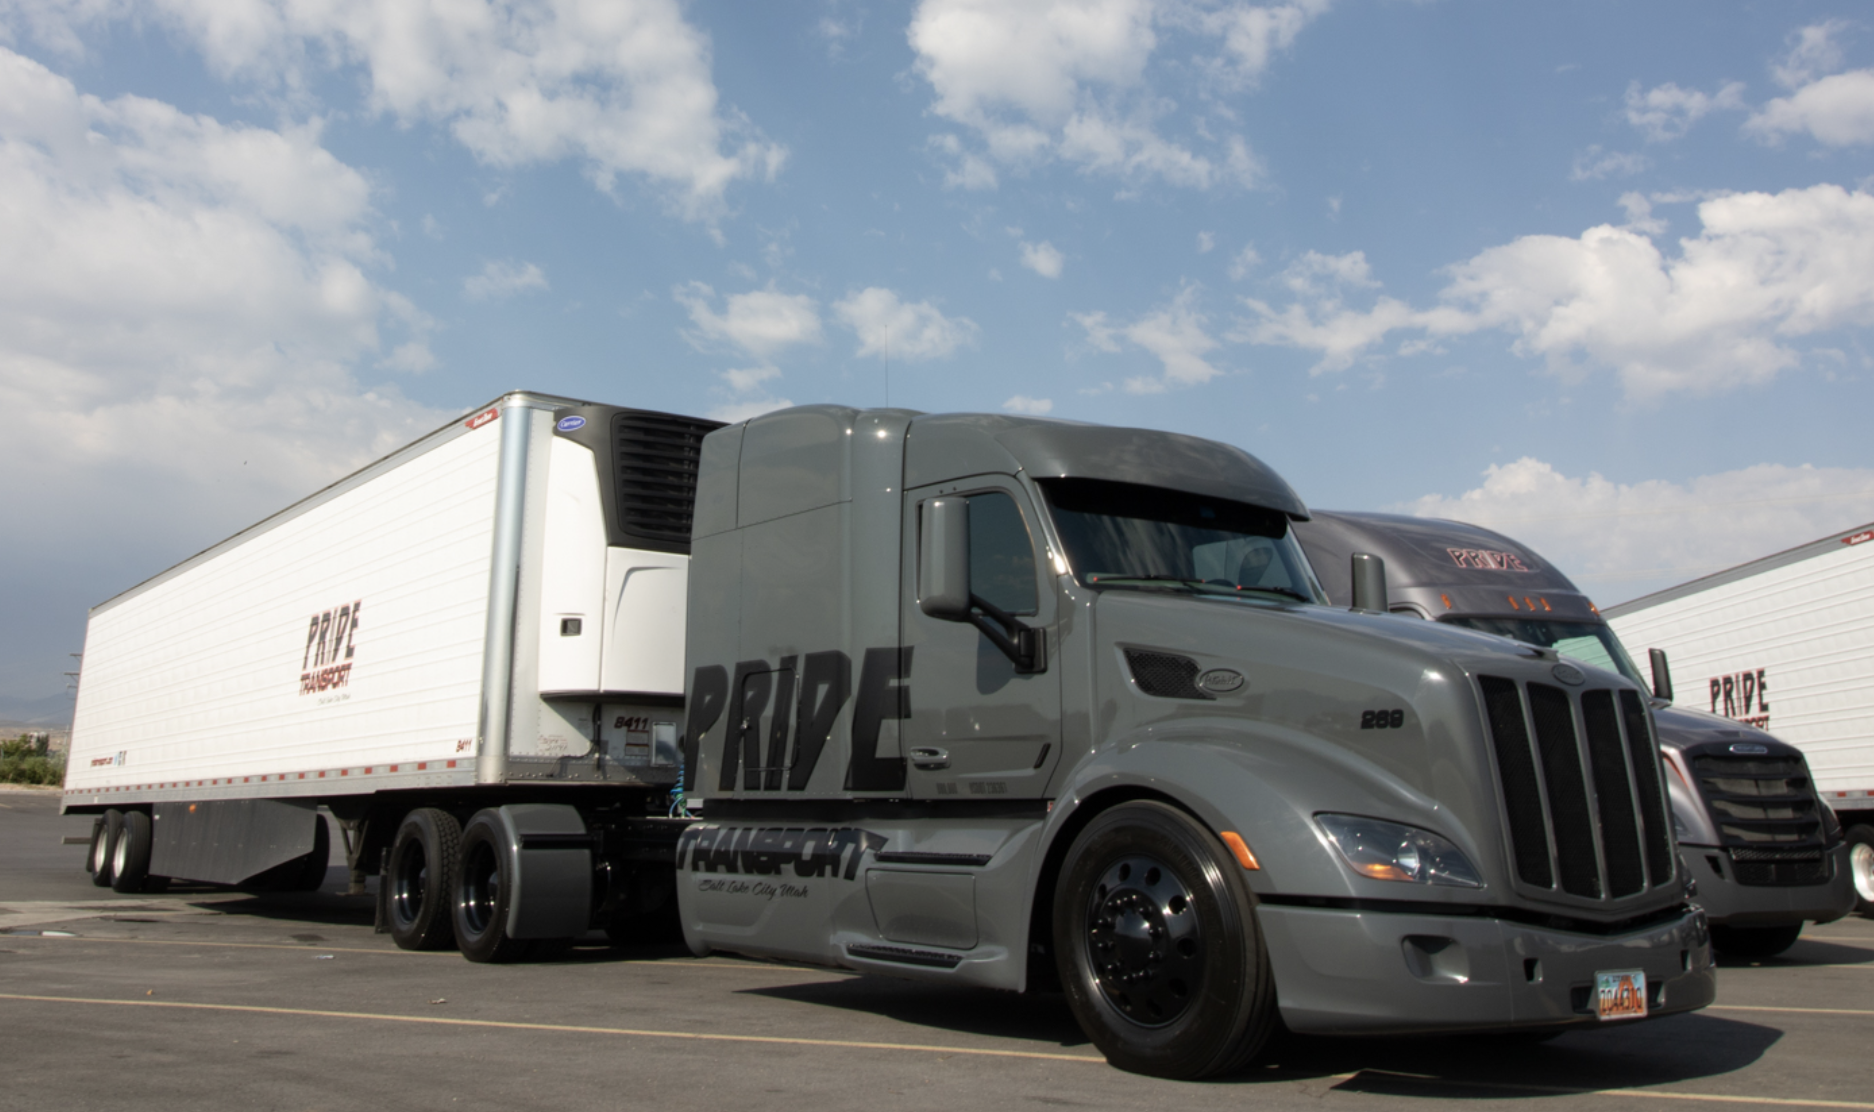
[
  {"xmin": 1439, "ymin": 617, "xmax": 1646, "ymax": 685},
  {"xmin": 1040, "ymin": 478, "xmax": 1325, "ymax": 603}
]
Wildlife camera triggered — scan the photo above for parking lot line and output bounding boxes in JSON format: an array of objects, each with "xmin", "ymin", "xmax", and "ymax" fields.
[
  {"xmin": 1340, "ymin": 1070, "xmax": 1874, "ymax": 1109},
  {"xmin": 3, "ymin": 933, "xmax": 841, "ymax": 972},
  {"xmin": 0, "ymin": 993, "xmax": 1108, "ymax": 1064}
]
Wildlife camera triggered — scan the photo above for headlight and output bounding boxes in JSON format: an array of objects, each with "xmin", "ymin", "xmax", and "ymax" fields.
[{"xmin": 1316, "ymin": 814, "xmax": 1483, "ymax": 889}]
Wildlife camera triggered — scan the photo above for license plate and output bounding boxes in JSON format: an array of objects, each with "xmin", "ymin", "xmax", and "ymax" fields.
[{"xmin": 1596, "ymin": 969, "xmax": 1648, "ymax": 1021}]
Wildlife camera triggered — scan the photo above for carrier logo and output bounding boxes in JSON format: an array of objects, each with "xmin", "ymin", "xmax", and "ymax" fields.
[
  {"xmin": 556, "ymin": 415, "xmax": 586, "ymax": 432},
  {"xmin": 686, "ymin": 647, "xmax": 913, "ymax": 795},
  {"xmin": 678, "ymin": 823, "xmax": 887, "ymax": 881},
  {"xmin": 301, "ymin": 600, "xmax": 362, "ymax": 695},
  {"xmin": 1447, "ymin": 547, "xmax": 1532, "ymax": 572},
  {"xmin": 1711, "ymin": 667, "xmax": 1768, "ymax": 729}
]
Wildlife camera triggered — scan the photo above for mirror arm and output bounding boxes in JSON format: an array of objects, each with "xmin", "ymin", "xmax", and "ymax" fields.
[{"xmin": 967, "ymin": 593, "xmax": 1045, "ymax": 674}]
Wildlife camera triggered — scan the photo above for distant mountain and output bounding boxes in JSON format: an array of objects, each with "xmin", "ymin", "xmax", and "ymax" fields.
[{"xmin": 0, "ymin": 692, "xmax": 76, "ymax": 729}]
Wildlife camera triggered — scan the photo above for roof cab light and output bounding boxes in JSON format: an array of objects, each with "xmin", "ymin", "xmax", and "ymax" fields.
[{"xmin": 1316, "ymin": 814, "xmax": 1484, "ymax": 889}]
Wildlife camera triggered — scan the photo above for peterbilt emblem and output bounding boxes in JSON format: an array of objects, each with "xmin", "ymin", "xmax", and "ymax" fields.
[
  {"xmin": 1551, "ymin": 663, "xmax": 1584, "ymax": 686},
  {"xmin": 1728, "ymin": 742, "xmax": 1769, "ymax": 755},
  {"xmin": 1197, "ymin": 668, "xmax": 1245, "ymax": 694}
]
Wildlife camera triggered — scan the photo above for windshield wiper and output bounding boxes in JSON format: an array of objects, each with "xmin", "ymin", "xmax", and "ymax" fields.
[
  {"xmin": 1239, "ymin": 584, "xmax": 1311, "ymax": 602},
  {"xmin": 1087, "ymin": 576, "xmax": 1311, "ymax": 603}
]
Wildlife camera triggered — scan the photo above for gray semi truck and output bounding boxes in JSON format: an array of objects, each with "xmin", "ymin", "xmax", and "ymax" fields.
[
  {"xmin": 1293, "ymin": 511, "xmax": 1856, "ymax": 960},
  {"xmin": 671, "ymin": 407, "xmax": 1711, "ymax": 1078},
  {"xmin": 65, "ymin": 397, "xmax": 1716, "ymax": 1080}
]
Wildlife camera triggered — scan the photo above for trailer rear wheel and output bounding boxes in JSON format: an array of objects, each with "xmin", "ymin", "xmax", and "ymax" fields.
[
  {"xmin": 110, "ymin": 810, "xmax": 154, "ymax": 893},
  {"xmin": 453, "ymin": 810, "xmax": 533, "ymax": 964},
  {"xmin": 1710, "ymin": 923, "xmax": 1803, "ymax": 958},
  {"xmin": 89, "ymin": 810, "xmax": 123, "ymax": 888},
  {"xmin": 1053, "ymin": 801, "xmax": 1277, "ymax": 1079},
  {"xmin": 385, "ymin": 809, "xmax": 461, "ymax": 951},
  {"xmin": 1847, "ymin": 825, "xmax": 1874, "ymax": 918}
]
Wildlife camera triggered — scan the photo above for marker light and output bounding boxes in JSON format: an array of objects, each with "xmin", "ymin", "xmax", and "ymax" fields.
[
  {"xmin": 1219, "ymin": 831, "xmax": 1261, "ymax": 870},
  {"xmin": 1440, "ymin": 593, "xmax": 1452, "ymax": 610},
  {"xmin": 1508, "ymin": 595, "xmax": 1520, "ymax": 610},
  {"xmin": 1316, "ymin": 814, "xmax": 1483, "ymax": 888}
]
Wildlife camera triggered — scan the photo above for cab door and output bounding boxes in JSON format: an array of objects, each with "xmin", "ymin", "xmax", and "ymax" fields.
[{"xmin": 899, "ymin": 477, "xmax": 1062, "ymax": 800}]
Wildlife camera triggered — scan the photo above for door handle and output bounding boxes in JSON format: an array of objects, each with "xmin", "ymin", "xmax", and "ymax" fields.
[{"xmin": 909, "ymin": 747, "xmax": 950, "ymax": 770}]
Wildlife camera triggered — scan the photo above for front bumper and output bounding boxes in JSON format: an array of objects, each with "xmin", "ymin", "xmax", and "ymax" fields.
[
  {"xmin": 1259, "ymin": 902, "xmax": 1715, "ymax": 1036},
  {"xmin": 1679, "ymin": 844, "xmax": 1855, "ymax": 927}
]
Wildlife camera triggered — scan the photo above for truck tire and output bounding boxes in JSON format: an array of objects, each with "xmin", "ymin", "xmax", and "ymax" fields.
[
  {"xmin": 1710, "ymin": 923, "xmax": 1803, "ymax": 959},
  {"xmin": 453, "ymin": 810, "xmax": 533, "ymax": 963},
  {"xmin": 89, "ymin": 810, "xmax": 123, "ymax": 888},
  {"xmin": 110, "ymin": 810, "xmax": 154, "ymax": 893},
  {"xmin": 384, "ymin": 808, "xmax": 461, "ymax": 951},
  {"xmin": 1847, "ymin": 825, "xmax": 1874, "ymax": 918},
  {"xmin": 1053, "ymin": 801, "xmax": 1278, "ymax": 1079}
]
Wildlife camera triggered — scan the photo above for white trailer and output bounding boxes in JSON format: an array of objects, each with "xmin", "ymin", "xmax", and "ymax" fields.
[
  {"xmin": 65, "ymin": 391, "xmax": 721, "ymax": 954},
  {"xmin": 1606, "ymin": 522, "xmax": 1874, "ymax": 915}
]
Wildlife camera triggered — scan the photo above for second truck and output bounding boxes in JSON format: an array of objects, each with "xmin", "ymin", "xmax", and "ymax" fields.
[
  {"xmin": 1294, "ymin": 510, "xmax": 1857, "ymax": 958},
  {"xmin": 64, "ymin": 396, "xmax": 1715, "ymax": 1079}
]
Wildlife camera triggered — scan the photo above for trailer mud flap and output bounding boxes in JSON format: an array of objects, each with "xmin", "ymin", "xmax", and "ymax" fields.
[
  {"xmin": 149, "ymin": 799, "xmax": 321, "ymax": 886},
  {"xmin": 482, "ymin": 804, "xmax": 594, "ymax": 940}
]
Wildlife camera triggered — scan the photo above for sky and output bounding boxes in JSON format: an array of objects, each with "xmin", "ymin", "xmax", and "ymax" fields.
[{"xmin": 4, "ymin": 0, "xmax": 1874, "ymax": 720}]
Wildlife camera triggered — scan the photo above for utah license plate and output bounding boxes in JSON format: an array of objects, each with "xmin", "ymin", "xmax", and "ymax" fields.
[{"xmin": 1595, "ymin": 969, "xmax": 1648, "ymax": 1021}]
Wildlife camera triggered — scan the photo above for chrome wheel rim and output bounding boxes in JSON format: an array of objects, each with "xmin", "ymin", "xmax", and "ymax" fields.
[
  {"xmin": 1852, "ymin": 841, "xmax": 1874, "ymax": 905},
  {"xmin": 390, "ymin": 838, "xmax": 429, "ymax": 928},
  {"xmin": 460, "ymin": 841, "xmax": 501, "ymax": 936}
]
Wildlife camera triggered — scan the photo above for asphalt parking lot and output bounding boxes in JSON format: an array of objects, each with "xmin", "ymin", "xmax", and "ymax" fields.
[{"xmin": 4, "ymin": 785, "xmax": 1871, "ymax": 1111}]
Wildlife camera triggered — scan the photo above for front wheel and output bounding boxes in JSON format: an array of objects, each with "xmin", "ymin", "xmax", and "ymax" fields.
[
  {"xmin": 1710, "ymin": 923, "xmax": 1803, "ymax": 959},
  {"xmin": 1846, "ymin": 825, "xmax": 1874, "ymax": 918},
  {"xmin": 1053, "ymin": 801, "xmax": 1278, "ymax": 1079}
]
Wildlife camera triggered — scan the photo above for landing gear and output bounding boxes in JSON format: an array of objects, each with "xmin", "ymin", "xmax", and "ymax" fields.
[{"xmin": 1054, "ymin": 801, "xmax": 1278, "ymax": 1079}]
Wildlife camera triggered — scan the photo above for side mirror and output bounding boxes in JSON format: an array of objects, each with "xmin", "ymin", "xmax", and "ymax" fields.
[
  {"xmin": 919, "ymin": 498, "xmax": 970, "ymax": 621},
  {"xmin": 1350, "ymin": 553, "xmax": 1388, "ymax": 613},
  {"xmin": 1649, "ymin": 648, "xmax": 1674, "ymax": 703}
]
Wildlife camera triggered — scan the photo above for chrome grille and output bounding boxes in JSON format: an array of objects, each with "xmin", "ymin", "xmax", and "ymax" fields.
[{"xmin": 1691, "ymin": 753, "xmax": 1827, "ymax": 887}]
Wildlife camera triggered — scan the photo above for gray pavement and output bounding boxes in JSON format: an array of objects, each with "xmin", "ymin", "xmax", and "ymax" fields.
[{"xmin": 3, "ymin": 786, "xmax": 1871, "ymax": 1110}]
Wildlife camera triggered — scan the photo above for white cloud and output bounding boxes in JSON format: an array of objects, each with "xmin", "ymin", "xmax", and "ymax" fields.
[
  {"xmin": 1747, "ymin": 70, "xmax": 1874, "ymax": 147},
  {"xmin": 834, "ymin": 288, "xmax": 978, "ymax": 359},
  {"xmin": 0, "ymin": 45, "xmax": 447, "ymax": 597},
  {"xmin": 708, "ymin": 395, "xmax": 796, "ymax": 423},
  {"xmin": 17, "ymin": 0, "xmax": 784, "ymax": 222},
  {"xmin": 674, "ymin": 282, "xmax": 823, "ymax": 358},
  {"xmin": 1771, "ymin": 20, "xmax": 1851, "ymax": 91},
  {"xmin": 1570, "ymin": 145, "xmax": 1649, "ymax": 182},
  {"xmin": 909, "ymin": 0, "xmax": 1313, "ymax": 190},
  {"xmin": 1020, "ymin": 240, "xmax": 1065, "ymax": 278},
  {"xmin": 1196, "ymin": 230, "xmax": 1215, "ymax": 253},
  {"xmin": 1003, "ymin": 395, "xmax": 1054, "ymax": 414},
  {"xmin": 1400, "ymin": 458, "xmax": 1874, "ymax": 605},
  {"xmin": 1624, "ymin": 79, "xmax": 1746, "ymax": 142},
  {"xmin": 464, "ymin": 259, "xmax": 548, "ymax": 300},
  {"xmin": 1237, "ymin": 185, "xmax": 1874, "ymax": 398},
  {"xmin": 1227, "ymin": 242, "xmax": 1260, "ymax": 280},
  {"xmin": 1279, "ymin": 249, "xmax": 1377, "ymax": 296},
  {"xmin": 1074, "ymin": 284, "xmax": 1224, "ymax": 393}
]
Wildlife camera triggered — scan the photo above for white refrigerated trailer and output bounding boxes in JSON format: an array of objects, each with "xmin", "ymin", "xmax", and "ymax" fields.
[
  {"xmin": 64, "ymin": 391, "xmax": 722, "ymax": 953},
  {"xmin": 1606, "ymin": 522, "xmax": 1874, "ymax": 915}
]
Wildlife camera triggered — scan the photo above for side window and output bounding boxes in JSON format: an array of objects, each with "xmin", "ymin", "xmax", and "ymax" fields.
[{"xmin": 969, "ymin": 491, "xmax": 1038, "ymax": 616}]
